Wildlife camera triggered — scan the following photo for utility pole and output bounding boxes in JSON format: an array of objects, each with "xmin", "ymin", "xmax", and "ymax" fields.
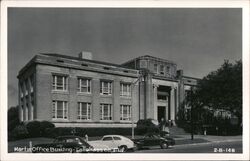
[
  {"xmin": 191, "ymin": 105, "xmax": 194, "ymax": 140},
  {"xmin": 190, "ymin": 88, "xmax": 194, "ymax": 140},
  {"xmin": 131, "ymin": 74, "xmax": 142, "ymax": 139}
]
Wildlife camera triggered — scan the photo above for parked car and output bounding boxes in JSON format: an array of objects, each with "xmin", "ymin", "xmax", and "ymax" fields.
[
  {"xmin": 159, "ymin": 131, "xmax": 175, "ymax": 144},
  {"xmin": 88, "ymin": 135, "xmax": 135, "ymax": 152},
  {"xmin": 133, "ymin": 133, "xmax": 175, "ymax": 150},
  {"xmin": 32, "ymin": 135, "xmax": 92, "ymax": 153}
]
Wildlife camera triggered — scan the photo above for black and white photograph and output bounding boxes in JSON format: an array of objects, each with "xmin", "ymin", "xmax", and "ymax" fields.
[{"xmin": 1, "ymin": 0, "xmax": 249, "ymax": 161}]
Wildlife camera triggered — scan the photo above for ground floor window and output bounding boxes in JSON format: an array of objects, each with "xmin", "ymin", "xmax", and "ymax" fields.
[
  {"xmin": 52, "ymin": 100, "xmax": 68, "ymax": 119},
  {"xmin": 78, "ymin": 102, "xmax": 91, "ymax": 120},
  {"xmin": 100, "ymin": 104, "xmax": 112, "ymax": 120},
  {"xmin": 120, "ymin": 105, "xmax": 131, "ymax": 121}
]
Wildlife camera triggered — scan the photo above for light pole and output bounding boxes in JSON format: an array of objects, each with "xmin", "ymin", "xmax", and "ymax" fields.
[{"xmin": 131, "ymin": 73, "xmax": 142, "ymax": 139}]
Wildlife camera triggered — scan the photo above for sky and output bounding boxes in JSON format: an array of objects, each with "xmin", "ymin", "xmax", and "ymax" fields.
[{"xmin": 8, "ymin": 8, "xmax": 242, "ymax": 107}]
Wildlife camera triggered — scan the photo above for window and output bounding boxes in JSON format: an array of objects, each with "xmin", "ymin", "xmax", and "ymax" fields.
[
  {"xmin": 100, "ymin": 81, "xmax": 112, "ymax": 95},
  {"xmin": 113, "ymin": 137, "xmax": 121, "ymax": 140},
  {"xmin": 77, "ymin": 78, "xmax": 91, "ymax": 93},
  {"xmin": 120, "ymin": 105, "xmax": 131, "ymax": 121},
  {"xmin": 30, "ymin": 104, "xmax": 34, "ymax": 120},
  {"xmin": 160, "ymin": 65, "xmax": 165, "ymax": 75},
  {"xmin": 157, "ymin": 95, "xmax": 167, "ymax": 100},
  {"xmin": 20, "ymin": 105, "xmax": 23, "ymax": 121},
  {"xmin": 120, "ymin": 83, "xmax": 131, "ymax": 97},
  {"xmin": 166, "ymin": 66, "xmax": 170, "ymax": 74},
  {"xmin": 103, "ymin": 137, "xmax": 113, "ymax": 141},
  {"xmin": 77, "ymin": 102, "xmax": 91, "ymax": 120},
  {"xmin": 20, "ymin": 83, "xmax": 24, "ymax": 98},
  {"xmin": 52, "ymin": 101, "xmax": 68, "ymax": 119},
  {"xmin": 100, "ymin": 104, "xmax": 112, "ymax": 120},
  {"xmin": 154, "ymin": 64, "xmax": 158, "ymax": 73},
  {"xmin": 52, "ymin": 75, "xmax": 68, "ymax": 91},
  {"xmin": 25, "ymin": 80, "xmax": 29, "ymax": 95},
  {"xmin": 29, "ymin": 75, "xmax": 34, "ymax": 92},
  {"xmin": 25, "ymin": 105, "xmax": 28, "ymax": 121}
]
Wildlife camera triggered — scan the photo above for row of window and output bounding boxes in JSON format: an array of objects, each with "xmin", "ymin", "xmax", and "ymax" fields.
[
  {"xmin": 153, "ymin": 64, "xmax": 170, "ymax": 75},
  {"xmin": 52, "ymin": 75, "xmax": 131, "ymax": 97},
  {"xmin": 52, "ymin": 100, "xmax": 132, "ymax": 121},
  {"xmin": 20, "ymin": 75, "xmax": 34, "ymax": 97}
]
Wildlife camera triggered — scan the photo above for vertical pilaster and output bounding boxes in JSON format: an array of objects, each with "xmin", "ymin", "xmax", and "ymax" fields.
[
  {"xmin": 153, "ymin": 84, "xmax": 158, "ymax": 120},
  {"xmin": 68, "ymin": 71, "xmax": 77, "ymax": 121},
  {"xmin": 113, "ymin": 80, "xmax": 120, "ymax": 122},
  {"xmin": 146, "ymin": 74, "xmax": 153, "ymax": 119},
  {"xmin": 170, "ymin": 87, "xmax": 175, "ymax": 120},
  {"xmin": 92, "ymin": 78, "xmax": 100, "ymax": 121}
]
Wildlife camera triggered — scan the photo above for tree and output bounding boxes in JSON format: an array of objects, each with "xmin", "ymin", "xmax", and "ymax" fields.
[
  {"xmin": 193, "ymin": 60, "xmax": 242, "ymax": 125},
  {"xmin": 8, "ymin": 106, "xmax": 20, "ymax": 132}
]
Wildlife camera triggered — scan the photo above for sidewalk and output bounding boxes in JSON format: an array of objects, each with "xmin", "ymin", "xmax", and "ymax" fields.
[{"xmin": 172, "ymin": 134, "xmax": 242, "ymax": 146}]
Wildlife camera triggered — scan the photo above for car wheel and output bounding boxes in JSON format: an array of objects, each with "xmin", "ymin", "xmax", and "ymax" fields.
[
  {"xmin": 119, "ymin": 145, "xmax": 128, "ymax": 152},
  {"xmin": 160, "ymin": 142, "xmax": 169, "ymax": 149}
]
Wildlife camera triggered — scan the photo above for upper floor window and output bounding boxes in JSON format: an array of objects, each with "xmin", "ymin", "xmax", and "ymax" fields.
[
  {"xmin": 52, "ymin": 75, "xmax": 68, "ymax": 91},
  {"xmin": 77, "ymin": 102, "xmax": 91, "ymax": 120},
  {"xmin": 29, "ymin": 75, "xmax": 34, "ymax": 92},
  {"xmin": 120, "ymin": 83, "xmax": 131, "ymax": 97},
  {"xmin": 25, "ymin": 79, "xmax": 29, "ymax": 95},
  {"xmin": 120, "ymin": 105, "xmax": 131, "ymax": 121},
  {"xmin": 20, "ymin": 82, "xmax": 24, "ymax": 98},
  {"xmin": 52, "ymin": 100, "xmax": 68, "ymax": 119},
  {"xmin": 159, "ymin": 65, "xmax": 165, "ymax": 75},
  {"xmin": 166, "ymin": 66, "xmax": 170, "ymax": 74},
  {"xmin": 154, "ymin": 64, "xmax": 158, "ymax": 73},
  {"xmin": 77, "ymin": 78, "xmax": 91, "ymax": 93},
  {"xmin": 100, "ymin": 104, "xmax": 112, "ymax": 120},
  {"xmin": 100, "ymin": 81, "xmax": 112, "ymax": 95}
]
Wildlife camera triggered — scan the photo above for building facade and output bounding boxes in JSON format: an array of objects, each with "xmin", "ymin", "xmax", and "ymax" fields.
[{"xmin": 17, "ymin": 53, "xmax": 198, "ymax": 127}]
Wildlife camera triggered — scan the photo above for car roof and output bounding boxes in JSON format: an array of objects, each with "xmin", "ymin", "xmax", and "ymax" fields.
[
  {"xmin": 103, "ymin": 135, "xmax": 126, "ymax": 138},
  {"xmin": 56, "ymin": 135, "xmax": 82, "ymax": 139}
]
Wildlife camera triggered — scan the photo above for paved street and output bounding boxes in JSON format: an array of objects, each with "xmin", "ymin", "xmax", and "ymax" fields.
[
  {"xmin": 135, "ymin": 140, "xmax": 242, "ymax": 153},
  {"xmin": 8, "ymin": 134, "xmax": 242, "ymax": 153}
]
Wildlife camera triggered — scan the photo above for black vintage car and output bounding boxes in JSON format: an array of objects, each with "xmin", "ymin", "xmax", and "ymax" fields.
[
  {"xmin": 133, "ymin": 133, "xmax": 175, "ymax": 149},
  {"xmin": 32, "ymin": 135, "xmax": 92, "ymax": 153}
]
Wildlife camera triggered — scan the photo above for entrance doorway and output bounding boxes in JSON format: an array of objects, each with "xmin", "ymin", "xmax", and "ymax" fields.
[{"xmin": 157, "ymin": 106, "xmax": 166, "ymax": 122}]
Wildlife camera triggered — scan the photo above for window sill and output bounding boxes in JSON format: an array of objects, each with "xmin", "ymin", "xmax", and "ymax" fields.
[
  {"xmin": 52, "ymin": 90, "xmax": 69, "ymax": 94},
  {"xmin": 99, "ymin": 120, "xmax": 113, "ymax": 122},
  {"xmin": 100, "ymin": 94, "xmax": 112, "ymax": 97},
  {"xmin": 77, "ymin": 92, "xmax": 92, "ymax": 96},
  {"xmin": 75, "ymin": 119, "xmax": 92, "ymax": 122},
  {"xmin": 120, "ymin": 96, "xmax": 131, "ymax": 99},
  {"xmin": 51, "ymin": 119, "xmax": 69, "ymax": 122},
  {"xmin": 120, "ymin": 120, "xmax": 132, "ymax": 123}
]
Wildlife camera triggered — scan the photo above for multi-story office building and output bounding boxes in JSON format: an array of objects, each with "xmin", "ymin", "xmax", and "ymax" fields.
[{"xmin": 17, "ymin": 52, "xmax": 198, "ymax": 127}]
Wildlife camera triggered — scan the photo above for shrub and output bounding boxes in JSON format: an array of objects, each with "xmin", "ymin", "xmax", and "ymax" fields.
[
  {"xmin": 10, "ymin": 124, "xmax": 28, "ymax": 140},
  {"xmin": 8, "ymin": 106, "xmax": 20, "ymax": 132},
  {"xmin": 44, "ymin": 127, "xmax": 133, "ymax": 138},
  {"xmin": 40, "ymin": 121, "xmax": 55, "ymax": 136},
  {"xmin": 135, "ymin": 119, "xmax": 160, "ymax": 135},
  {"xmin": 26, "ymin": 121, "xmax": 41, "ymax": 137}
]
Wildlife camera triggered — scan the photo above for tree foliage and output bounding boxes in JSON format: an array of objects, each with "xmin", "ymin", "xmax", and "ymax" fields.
[
  {"xmin": 8, "ymin": 106, "xmax": 20, "ymax": 132},
  {"xmin": 191, "ymin": 60, "xmax": 242, "ymax": 123}
]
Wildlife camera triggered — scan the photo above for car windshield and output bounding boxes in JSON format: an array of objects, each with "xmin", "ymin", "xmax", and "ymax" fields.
[
  {"xmin": 144, "ymin": 134, "xmax": 160, "ymax": 139},
  {"xmin": 65, "ymin": 138, "xmax": 80, "ymax": 143}
]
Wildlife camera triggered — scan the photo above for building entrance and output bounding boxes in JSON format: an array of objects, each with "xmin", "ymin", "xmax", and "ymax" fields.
[{"xmin": 157, "ymin": 106, "xmax": 166, "ymax": 122}]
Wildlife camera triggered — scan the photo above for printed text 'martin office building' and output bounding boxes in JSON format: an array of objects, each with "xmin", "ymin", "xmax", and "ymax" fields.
[{"xmin": 18, "ymin": 52, "xmax": 198, "ymax": 127}]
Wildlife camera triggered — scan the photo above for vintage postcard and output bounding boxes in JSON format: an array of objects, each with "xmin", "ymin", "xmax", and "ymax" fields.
[{"xmin": 1, "ymin": 0, "xmax": 249, "ymax": 161}]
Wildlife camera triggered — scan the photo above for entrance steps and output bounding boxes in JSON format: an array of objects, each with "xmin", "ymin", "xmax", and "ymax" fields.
[{"xmin": 169, "ymin": 126, "xmax": 189, "ymax": 135}]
